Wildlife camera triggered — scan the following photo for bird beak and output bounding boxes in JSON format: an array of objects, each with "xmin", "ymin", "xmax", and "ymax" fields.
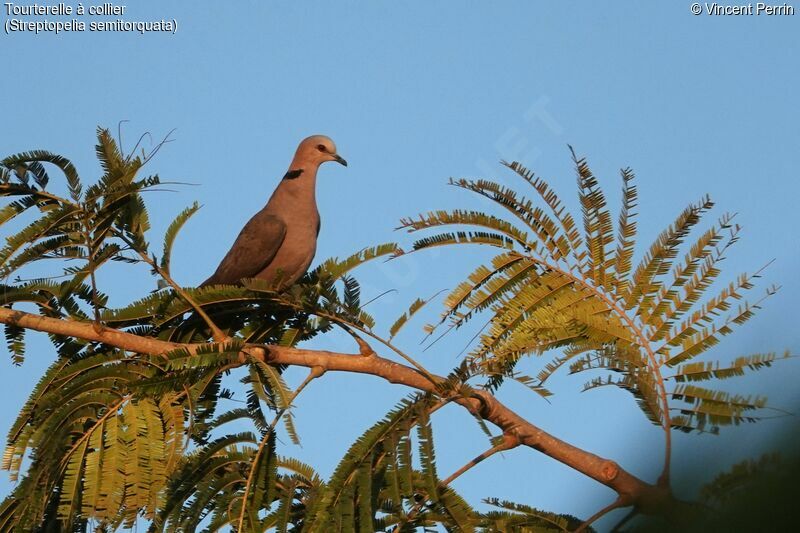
[{"xmin": 333, "ymin": 154, "xmax": 347, "ymax": 167}]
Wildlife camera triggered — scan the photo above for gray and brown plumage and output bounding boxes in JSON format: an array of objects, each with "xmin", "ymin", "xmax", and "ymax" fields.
[{"xmin": 201, "ymin": 135, "xmax": 346, "ymax": 289}]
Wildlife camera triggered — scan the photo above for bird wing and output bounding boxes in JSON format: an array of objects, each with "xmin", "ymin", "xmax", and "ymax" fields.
[{"xmin": 201, "ymin": 213, "xmax": 287, "ymax": 286}]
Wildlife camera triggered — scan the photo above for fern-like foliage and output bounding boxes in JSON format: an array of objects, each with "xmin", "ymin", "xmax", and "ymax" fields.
[
  {"xmin": 699, "ymin": 453, "xmax": 782, "ymax": 507},
  {"xmin": 398, "ymin": 155, "xmax": 781, "ymax": 435},
  {"xmin": 153, "ymin": 398, "xmax": 329, "ymax": 532},
  {"xmin": 0, "ymin": 131, "xmax": 462, "ymax": 531},
  {"xmin": 0, "ymin": 134, "xmax": 788, "ymax": 532},
  {"xmin": 0, "ymin": 128, "xmax": 166, "ymax": 357},
  {"xmin": 479, "ymin": 497, "xmax": 586, "ymax": 532},
  {"xmin": 0, "ymin": 131, "xmax": 325, "ymax": 530},
  {"xmin": 0, "ymin": 348, "xmax": 199, "ymax": 528},
  {"xmin": 302, "ymin": 394, "xmax": 477, "ymax": 532},
  {"xmin": 301, "ymin": 394, "xmax": 584, "ymax": 532}
]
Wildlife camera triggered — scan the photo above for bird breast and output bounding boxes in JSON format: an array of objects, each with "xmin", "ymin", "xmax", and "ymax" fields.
[{"xmin": 256, "ymin": 210, "xmax": 319, "ymax": 287}]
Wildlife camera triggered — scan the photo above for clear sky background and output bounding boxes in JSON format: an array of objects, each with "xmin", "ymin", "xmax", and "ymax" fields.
[{"xmin": 1, "ymin": 1, "xmax": 799, "ymax": 530}]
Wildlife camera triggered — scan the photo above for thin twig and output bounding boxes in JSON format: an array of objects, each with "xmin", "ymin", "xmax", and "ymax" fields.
[
  {"xmin": 360, "ymin": 288, "xmax": 398, "ymax": 308},
  {"xmin": 142, "ymin": 129, "xmax": 176, "ymax": 166},
  {"xmin": 393, "ymin": 433, "xmax": 522, "ymax": 531},
  {"xmin": 575, "ymin": 497, "xmax": 628, "ymax": 532},
  {"xmin": 338, "ymin": 324, "xmax": 376, "ymax": 356},
  {"xmin": 440, "ymin": 432, "xmax": 520, "ymax": 486},
  {"xmin": 117, "ymin": 120, "xmax": 130, "ymax": 155},
  {"xmin": 126, "ymin": 131, "xmax": 153, "ymax": 164},
  {"xmin": 610, "ymin": 507, "xmax": 637, "ymax": 532}
]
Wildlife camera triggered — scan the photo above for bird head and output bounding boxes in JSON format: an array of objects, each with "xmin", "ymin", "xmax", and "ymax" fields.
[{"xmin": 295, "ymin": 135, "xmax": 347, "ymax": 168}]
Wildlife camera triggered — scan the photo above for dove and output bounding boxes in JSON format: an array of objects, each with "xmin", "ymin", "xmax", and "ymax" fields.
[{"xmin": 201, "ymin": 135, "xmax": 346, "ymax": 289}]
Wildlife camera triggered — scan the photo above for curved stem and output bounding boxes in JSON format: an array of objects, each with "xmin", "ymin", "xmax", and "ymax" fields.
[
  {"xmin": 575, "ymin": 497, "xmax": 628, "ymax": 532},
  {"xmin": 520, "ymin": 253, "xmax": 673, "ymax": 484}
]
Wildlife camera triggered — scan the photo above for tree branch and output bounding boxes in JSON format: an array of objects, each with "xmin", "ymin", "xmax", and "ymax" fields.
[{"xmin": 0, "ymin": 306, "xmax": 677, "ymax": 516}]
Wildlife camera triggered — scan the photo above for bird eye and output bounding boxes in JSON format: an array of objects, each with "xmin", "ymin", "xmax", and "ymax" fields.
[{"xmin": 317, "ymin": 144, "xmax": 327, "ymax": 152}]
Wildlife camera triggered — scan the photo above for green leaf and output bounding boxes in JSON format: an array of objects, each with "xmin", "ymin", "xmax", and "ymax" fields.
[
  {"xmin": 449, "ymin": 177, "xmax": 572, "ymax": 261},
  {"xmin": 412, "ymin": 230, "xmax": 514, "ymax": 251},
  {"xmin": 238, "ymin": 429, "xmax": 278, "ymax": 532},
  {"xmin": 160, "ymin": 201, "xmax": 200, "ymax": 273},
  {"xmin": 416, "ymin": 409, "xmax": 439, "ymax": 503},
  {"xmin": 315, "ymin": 242, "xmax": 401, "ymax": 280},
  {"xmin": 304, "ymin": 394, "xmax": 434, "ymax": 531},
  {"xmin": 482, "ymin": 497, "xmax": 573, "ymax": 531},
  {"xmin": 389, "ymin": 296, "xmax": 430, "ymax": 340},
  {"xmin": 572, "ymin": 148, "xmax": 614, "ymax": 291},
  {"xmin": 3, "ymin": 323, "xmax": 25, "ymax": 365},
  {"xmin": 399, "ymin": 209, "xmax": 532, "ymax": 249},
  {"xmin": 2, "ymin": 150, "xmax": 82, "ymax": 201},
  {"xmin": 670, "ymin": 351, "xmax": 792, "ymax": 382},
  {"xmin": 623, "ymin": 196, "xmax": 714, "ymax": 312},
  {"xmin": 612, "ymin": 167, "xmax": 638, "ymax": 296}
]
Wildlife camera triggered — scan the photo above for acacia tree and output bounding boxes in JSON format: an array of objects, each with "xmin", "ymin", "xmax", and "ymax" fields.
[{"xmin": 0, "ymin": 129, "xmax": 791, "ymax": 532}]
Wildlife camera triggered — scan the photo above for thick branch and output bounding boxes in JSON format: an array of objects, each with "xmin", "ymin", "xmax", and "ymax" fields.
[
  {"xmin": 0, "ymin": 307, "xmax": 183, "ymax": 355},
  {"xmin": 0, "ymin": 306, "xmax": 675, "ymax": 515}
]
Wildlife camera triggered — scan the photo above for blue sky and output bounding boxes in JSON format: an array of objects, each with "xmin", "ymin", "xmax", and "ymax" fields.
[{"xmin": 2, "ymin": 1, "xmax": 799, "ymax": 529}]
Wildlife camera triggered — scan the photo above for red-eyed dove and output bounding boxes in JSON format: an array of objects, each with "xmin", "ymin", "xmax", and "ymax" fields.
[{"xmin": 201, "ymin": 135, "xmax": 346, "ymax": 288}]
